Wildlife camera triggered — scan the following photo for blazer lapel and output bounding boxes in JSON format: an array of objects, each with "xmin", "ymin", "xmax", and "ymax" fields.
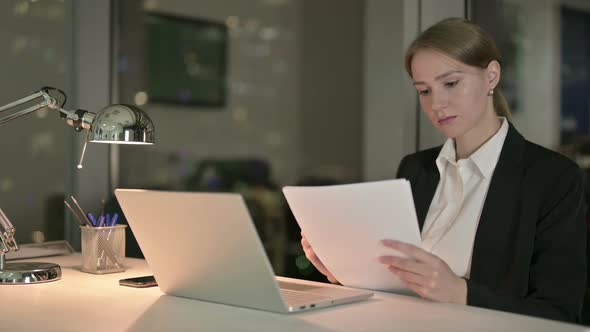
[{"xmin": 469, "ymin": 123, "xmax": 526, "ymax": 281}]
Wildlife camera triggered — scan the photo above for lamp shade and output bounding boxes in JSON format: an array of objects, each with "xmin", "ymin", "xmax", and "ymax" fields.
[{"xmin": 88, "ymin": 104, "xmax": 155, "ymax": 144}]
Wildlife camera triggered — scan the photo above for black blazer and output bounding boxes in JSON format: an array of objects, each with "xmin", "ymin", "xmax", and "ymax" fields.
[{"xmin": 396, "ymin": 123, "xmax": 587, "ymax": 323}]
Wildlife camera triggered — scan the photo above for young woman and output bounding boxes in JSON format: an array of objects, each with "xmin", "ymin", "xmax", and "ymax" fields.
[{"xmin": 301, "ymin": 18, "xmax": 587, "ymax": 323}]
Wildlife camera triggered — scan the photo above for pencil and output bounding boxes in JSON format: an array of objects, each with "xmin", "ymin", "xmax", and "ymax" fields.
[
  {"xmin": 70, "ymin": 196, "xmax": 92, "ymax": 226},
  {"xmin": 64, "ymin": 200, "xmax": 86, "ymax": 227}
]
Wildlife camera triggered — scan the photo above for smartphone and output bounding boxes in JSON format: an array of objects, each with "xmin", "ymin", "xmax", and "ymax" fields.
[{"xmin": 119, "ymin": 275, "xmax": 158, "ymax": 288}]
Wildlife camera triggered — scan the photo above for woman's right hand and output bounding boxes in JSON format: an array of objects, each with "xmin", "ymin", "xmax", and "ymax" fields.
[{"xmin": 301, "ymin": 232, "xmax": 339, "ymax": 284}]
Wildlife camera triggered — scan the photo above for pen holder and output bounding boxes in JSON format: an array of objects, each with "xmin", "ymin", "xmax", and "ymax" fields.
[{"xmin": 80, "ymin": 225, "xmax": 126, "ymax": 274}]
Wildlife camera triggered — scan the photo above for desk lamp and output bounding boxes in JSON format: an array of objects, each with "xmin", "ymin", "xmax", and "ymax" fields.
[{"xmin": 0, "ymin": 87, "xmax": 155, "ymax": 284}]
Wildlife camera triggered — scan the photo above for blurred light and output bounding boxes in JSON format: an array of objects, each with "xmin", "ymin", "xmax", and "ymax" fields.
[
  {"xmin": 265, "ymin": 131, "xmax": 282, "ymax": 147},
  {"xmin": 259, "ymin": 27, "xmax": 279, "ymax": 40},
  {"xmin": 35, "ymin": 108, "xmax": 49, "ymax": 119},
  {"xmin": 187, "ymin": 64, "xmax": 201, "ymax": 77},
  {"xmin": 226, "ymin": 16, "xmax": 239, "ymax": 29},
  {"xmin": 11, "ymin": 36, "xmax": 28, "ymax": 53},
  {"xmin": 43, "ymin": 48, "xmax": 55, "ymax": 62},
  {"xmin": 134, "ymin": 91, "xmax": 149, "ymax": 106},
  {"xmin": 245, "ymin": 19, "xmax": 260, "ymax": 33},
  {"xmin": 30, "ymin": 132, "xmax": 54, "ymax": 157},
  {"xmin": 0, "ymin": 178, "xmax": 14, "ymax": 192},
  {"xmin": 562, "ymin": 117, "xmax": 577, "ymax": 131},
  {"xmin": 45, "ymin": 5, "xmax": 65, "ymax": 20},
  {"xmin": 31, "ymin": 231, "xmax": 44, "ymax": 244},
  {"xmin": 13, "ymin": 1, "xmax": 29, "ymax": 16},
  {"xmin": 232, "ymin": 107, "xmax": 248, "ymax": 123}
]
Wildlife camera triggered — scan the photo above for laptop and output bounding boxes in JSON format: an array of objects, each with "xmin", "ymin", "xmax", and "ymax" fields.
[{"xmin": 114, "ymin": 189, "xmax": 373, "ymax": 313}]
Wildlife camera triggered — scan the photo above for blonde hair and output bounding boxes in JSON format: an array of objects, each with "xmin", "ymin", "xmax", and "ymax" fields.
[{"xmin": 405, "ymin": 18, "xmax": 511, "ymax": 120}]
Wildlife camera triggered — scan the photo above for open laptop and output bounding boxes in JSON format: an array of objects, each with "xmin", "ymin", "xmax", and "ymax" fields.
[{"xmin": 114, "ymin": 189, "xmax": 373, "ymax": 313}]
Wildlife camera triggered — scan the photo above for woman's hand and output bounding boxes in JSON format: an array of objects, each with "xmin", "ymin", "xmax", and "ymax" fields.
[
  {"xmin": 301, "ymin": 232, "xmax": 339, "ymax": 284},
  {"xmin": 378, "ymin": 239, "xmax": 467, "ymax": 304}
]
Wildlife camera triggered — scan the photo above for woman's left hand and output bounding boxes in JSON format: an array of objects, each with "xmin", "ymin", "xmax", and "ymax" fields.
[{"xmin": 378, "ymin": 239, "xmax": 467, "ymax": 304}]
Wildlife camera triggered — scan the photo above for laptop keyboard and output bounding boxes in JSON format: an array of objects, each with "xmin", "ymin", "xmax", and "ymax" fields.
[{"xmin": 280, "ymin": 288, "xmax": 332, "ymax": 306}]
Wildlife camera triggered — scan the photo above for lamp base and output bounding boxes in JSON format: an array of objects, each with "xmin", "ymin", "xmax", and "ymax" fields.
[{"xmin": 0, "ymin": 262, "xmax": 61, "ymax": 284}]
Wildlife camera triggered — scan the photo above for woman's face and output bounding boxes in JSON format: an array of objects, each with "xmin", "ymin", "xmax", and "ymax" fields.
[{"xmin": 410, "ymin": 49, "xmax": 498, "ymax": 140}]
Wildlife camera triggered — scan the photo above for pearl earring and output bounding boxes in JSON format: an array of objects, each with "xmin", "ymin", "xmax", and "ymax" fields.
[{"xmin": 488, "ymin": 89, "xmax": 494, "ymax": 96}]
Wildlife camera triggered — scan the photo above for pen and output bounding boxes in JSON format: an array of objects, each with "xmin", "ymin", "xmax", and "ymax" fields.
[
  {"xmin": 111, "ymin": 213, "xmax": 119, "ymax": 226},
  {"xmin": 105, "ymin": 213, "xmax": 111, "ymax": 227},
  {"xmin": 87, "ymin": 212, "xmax": 97, "ymax": 227}
]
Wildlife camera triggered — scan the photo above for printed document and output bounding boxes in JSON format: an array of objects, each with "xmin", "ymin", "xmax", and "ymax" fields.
[{"xmin": 283, "ymin": 179, "xmax": 421, "ymax": 292}]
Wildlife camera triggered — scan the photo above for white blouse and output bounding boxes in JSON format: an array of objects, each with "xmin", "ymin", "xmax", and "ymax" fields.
[{"xmin": 421, "ymin": 117, "xmax": 509, "ymax": 278}]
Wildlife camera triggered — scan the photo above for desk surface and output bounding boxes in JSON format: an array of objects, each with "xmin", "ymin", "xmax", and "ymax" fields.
[{"xmin": 1, "ymin": 254, "xmax": 587, "ymax": 332}]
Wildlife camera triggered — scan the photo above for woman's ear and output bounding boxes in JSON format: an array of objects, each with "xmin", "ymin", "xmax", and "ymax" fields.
[{"xmin": 486, "ymin": 60, "xmax": 501, "ymax": 90}]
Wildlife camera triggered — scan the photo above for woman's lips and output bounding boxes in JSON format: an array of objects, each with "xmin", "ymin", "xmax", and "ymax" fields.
[{"xmin": 438, "ymin": 115, "xmax": 457, "ymax": 125}]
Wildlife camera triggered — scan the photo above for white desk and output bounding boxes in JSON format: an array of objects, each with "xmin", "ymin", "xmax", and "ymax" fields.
[{"xmin": 1, "ymin": 254, "xmax": 588, "ymax": 332}]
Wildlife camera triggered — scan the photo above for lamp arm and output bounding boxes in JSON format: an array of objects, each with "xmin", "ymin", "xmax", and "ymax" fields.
[
  {"xmin": 0, "ymin": 208, "xmax": 18, "ymax": 269},
  {"xmin": 0, "ymin": 88, "xmax": 99, "ymax": 170},
  {"xmin": 0, "ymin": 89, "xmax": 81, "ymax": 125}
]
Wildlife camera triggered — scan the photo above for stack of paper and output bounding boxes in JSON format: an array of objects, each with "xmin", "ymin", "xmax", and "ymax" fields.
[{"xmin": 283, "ymin": 179, "xmax": 421, "ymax": 292}]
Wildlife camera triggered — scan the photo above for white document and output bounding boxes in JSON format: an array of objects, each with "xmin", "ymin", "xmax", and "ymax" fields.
[{"xmin": 283, "ymin": 179, "xmax": 421, "ymax": 292}]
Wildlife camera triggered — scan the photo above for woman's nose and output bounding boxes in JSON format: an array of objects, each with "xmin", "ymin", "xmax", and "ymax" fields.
[{"xmin": 431, "ymin": 91, "xmax": 448, "ymax": 111}]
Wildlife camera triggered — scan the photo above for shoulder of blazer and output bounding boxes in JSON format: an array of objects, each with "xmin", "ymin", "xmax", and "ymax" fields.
[
  {"xmin": 503, "ymin": 122, "xmax": 581, "ymax": 181},
  {"xmin": 492, "ymin": 122, "xmax": 582, "ymax": 217},
  {"xmin": 522, "ymin": 139, "xmax": 579, "ymax": 173}
]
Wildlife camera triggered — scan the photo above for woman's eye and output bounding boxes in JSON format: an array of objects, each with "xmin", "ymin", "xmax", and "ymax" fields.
[
  {"xmin": 445, "ymin": 80, "xmax": 459, "ymax": 88},
  {"xmin": 418, "ymin": 89, "xmax": 430, "ymax": 96}
]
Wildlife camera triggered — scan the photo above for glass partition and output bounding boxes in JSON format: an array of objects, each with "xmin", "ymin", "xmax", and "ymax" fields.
[{"xmin": 0, "ymin": 0, "xmax": 71, "ymax": 244}]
